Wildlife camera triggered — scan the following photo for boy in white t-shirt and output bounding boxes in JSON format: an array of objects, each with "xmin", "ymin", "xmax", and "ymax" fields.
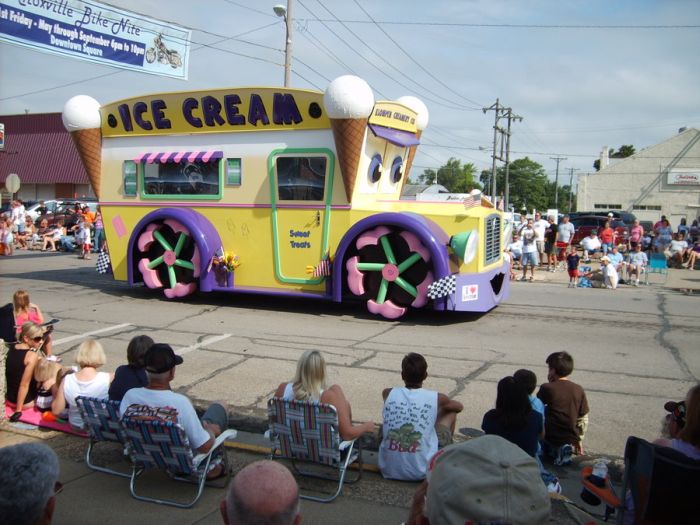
[{"xmin": 379, "ymin": 353, "xmax": 463, "ymax": 481}]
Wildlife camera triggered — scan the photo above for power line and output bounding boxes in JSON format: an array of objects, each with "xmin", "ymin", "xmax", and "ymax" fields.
[
  {"xmin": 295, "ymin": 19, "xmax": 700, "ymax": 29},
  {"xmin": 352, "ymin": 0, "xmax": 482, "ymax": 110}
]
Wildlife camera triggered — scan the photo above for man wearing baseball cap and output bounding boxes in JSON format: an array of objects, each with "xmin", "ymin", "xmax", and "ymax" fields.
[
  {"xmin": 119, "ymin": 343, "xmax": 228, "ymax": 476},
  {"xmin": 405, "ymin": 435, "xmax": 550, "ymax": 525}
]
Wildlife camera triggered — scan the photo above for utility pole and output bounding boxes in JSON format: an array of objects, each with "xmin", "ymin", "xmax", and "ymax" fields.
[
  {"xmin": 568, "ymin": 167, "xmax": 580, "ymax": 212},
  {"xmin": 483, "ymin": 100, "xmax": 522, "ymax": 210},
  {"xmin": 550, "ymin": 156, "xmax": 567, "ymax": 210}
]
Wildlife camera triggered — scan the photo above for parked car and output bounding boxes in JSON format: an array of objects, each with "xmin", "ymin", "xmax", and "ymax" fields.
[
  {"xmin": 570, "ymin": 210, "xmax": 636, "ymax": 225},
  {"xmin": 26, "ymin": 199, "xmax": 63, "ymax": 221},
  {"xmin": 36, "ymin": 200, "xmax": 97, "ymax": 230},
  {"xmin": 570, "ymin": 215, "xmax": 629, "ymax": 246}
]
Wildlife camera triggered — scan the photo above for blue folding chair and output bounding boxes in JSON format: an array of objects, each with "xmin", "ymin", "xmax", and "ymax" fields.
[
  {"xmin": 645, "ymin": 253, "xmax": 667, "ymax": 284},
  {"xmin": 75, "ymin": 396, "xmax": 130, "ymax": 477}
]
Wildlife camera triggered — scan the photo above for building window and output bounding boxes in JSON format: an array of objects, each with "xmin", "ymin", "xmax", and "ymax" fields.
[
  {"xmin": 632, "ymin": 205, "xmax": 662, "ymax": 211},
  {"xmin": 226, "ymin": 158, "xmax": 242, "ymax": 186},
  {"xmin": 123, "ymin": 160, "xmax": 137, "ymax": 197},
  {"xmin": 594, "ymin": 204, "xmax": 622, "ymax": 209}
]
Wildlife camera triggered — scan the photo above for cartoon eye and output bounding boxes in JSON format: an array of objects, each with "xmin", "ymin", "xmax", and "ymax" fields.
[
  {"xmin": 390, "ymin": 157, "xmax": 403, "ymax": 183},
  {"xmin": 368, "ymin": 154, "xmax": 382, "ymax": 184}
]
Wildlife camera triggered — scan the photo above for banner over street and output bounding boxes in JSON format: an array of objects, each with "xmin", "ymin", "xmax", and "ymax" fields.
[{"xmin": 0, "ymin": 0, "xmax": 191, "ymax": 79}]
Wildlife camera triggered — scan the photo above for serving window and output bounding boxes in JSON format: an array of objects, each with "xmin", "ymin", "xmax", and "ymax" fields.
[
  {"xmin": 136, "ymin": 151, "xmax": 224, "ymax": 200},
  {"xmin": 275, "ymin": 156, "xmax": 328, "ymax": 201}
]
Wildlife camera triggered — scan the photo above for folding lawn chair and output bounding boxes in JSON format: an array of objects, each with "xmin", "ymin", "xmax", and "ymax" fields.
[
  {"xmin": 75, "ymin": 396, "xmax": 130, "ymax": 477},
  {"xmin": 267, "ymin": 397, "xmax": 363, "ymax": 503},
  {"xmin": 579, "ymin": 436, "xmax": 700, "ymax": 524},
  {"xmin": 644, "ymin": 253, "xmax": 668, "ymax": 284},
  {"xmin": 121, "ymin": 410, "xmax": 237, "ymax": 508}
]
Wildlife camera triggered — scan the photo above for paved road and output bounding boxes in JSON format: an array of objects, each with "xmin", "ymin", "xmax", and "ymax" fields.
[{"xmin": 1, "ymin": 250, "xmax": 698, "ymax": 523}]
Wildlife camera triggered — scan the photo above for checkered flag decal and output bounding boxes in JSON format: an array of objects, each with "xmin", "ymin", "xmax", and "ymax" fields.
[
  {"xmin": 427, "ymin": 275, "xmax": 457, "ymax": 300},
  {"xmin": 96, "ymin": 250, "xmax": 111, "ymax": 275}
]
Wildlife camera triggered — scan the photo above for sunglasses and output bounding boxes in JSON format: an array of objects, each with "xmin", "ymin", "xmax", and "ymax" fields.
[{"xmin": 32, "ymin": 336, "xmax": 44, "ymax": 342}]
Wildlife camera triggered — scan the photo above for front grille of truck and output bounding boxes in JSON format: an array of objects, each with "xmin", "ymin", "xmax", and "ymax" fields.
[{"xmin": 484, "ymin": 214, "xmax": 501, "ymax": 265}]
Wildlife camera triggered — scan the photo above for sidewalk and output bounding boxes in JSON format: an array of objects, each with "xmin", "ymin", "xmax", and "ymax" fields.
[{"xmin": 0, "ymin": 420, "xmax": 605, "ymax": 524}]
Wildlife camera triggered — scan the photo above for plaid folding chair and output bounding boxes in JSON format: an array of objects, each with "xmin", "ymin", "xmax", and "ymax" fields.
[
  {"xmin": 121, "ymin": 410, "xmax": 237, "ymax": 508},
  {"xmin": 267, "ymin": 397, "xmax": 362, "ymax": 503},
  {"xmin": 75, "ymin": 396, "xmax": 130, "ymax": 477}
]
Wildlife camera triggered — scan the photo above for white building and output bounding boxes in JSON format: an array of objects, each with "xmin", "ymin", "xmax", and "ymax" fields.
[{"xmin": 577, "ymin": 127, "xmax": 700, "ymax": 225}]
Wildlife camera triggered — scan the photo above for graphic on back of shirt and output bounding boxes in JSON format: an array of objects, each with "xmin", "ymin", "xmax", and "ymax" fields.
[{"xmin": 387, "ymin": 423, "xmax": 423, "ymax": 452}]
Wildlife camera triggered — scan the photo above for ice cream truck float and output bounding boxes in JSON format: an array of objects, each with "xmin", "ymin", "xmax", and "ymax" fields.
[{"xmin": 63, "ymin": 75, "xmax": 509, "ymax": 319}]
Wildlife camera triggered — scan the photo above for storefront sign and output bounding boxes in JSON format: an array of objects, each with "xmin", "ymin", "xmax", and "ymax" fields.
[
  {"xmin": 0, "ymin": 0, "xmax": 191, "ymax": 79},
  {"xmin": 369, "ymin": 101, "xmax": 417, "ymax": 133},
  {"xmin": 667, "ymin": 171, "xmax": 700, "ymax": 185}
]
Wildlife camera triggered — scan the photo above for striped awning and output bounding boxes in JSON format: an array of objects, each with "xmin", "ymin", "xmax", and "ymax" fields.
[{"xmin": 133, "ymin": 150, "xmax": 224, "ymax": 164}]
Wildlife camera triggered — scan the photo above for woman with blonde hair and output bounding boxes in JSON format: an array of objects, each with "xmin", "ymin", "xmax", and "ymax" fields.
[
  {"xmin": 52, "ymin": 339, "xmax": 112, "ymax": 430},
  {"xmin": 655, "ymin": 383, "xmax": 700, "ymax": 458},
  {"xmin": 13, "ymin": 290, "xmax": 53, "ymax": 356},
  {"xmin": 5, "ymin": 322, "xmax": 45, "ymax": 415},
  {"xmin": 275, "ymin": 350, "xmax": 375, "ymax": 440}
]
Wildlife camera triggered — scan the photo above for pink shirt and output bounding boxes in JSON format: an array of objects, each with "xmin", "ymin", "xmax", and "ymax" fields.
[{"xmin": 629, "ymin": 225, "xmax": 643, "ymax": 242}]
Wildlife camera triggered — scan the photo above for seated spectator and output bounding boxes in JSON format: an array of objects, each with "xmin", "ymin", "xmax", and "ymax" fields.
[
  {"xmin": 481, "ymin": 376, "xmax": 543, "ymax": 458},
  {"xmin": 108, "ymin": 335, "xmax": 153, "ymax": 402},
  {"xmin": 607, "ymin": 245, "xmax": 625, "ymax": 275},
  {"xmin": 378, "ymin": 353, "xmax": 463, "ymax": 480},
  {"xmin": 274, "ymin": 350, "xmax": 375, "ymax": 441},
  {"xmin": 1, "ymin": 218, "xmax": 13, "ymax": 256},
  {"xmin": 220, "ymin": 461, "xmax": 301, "ymax": 525},
  {"xmin": 0, "ymin": 443, "xmax": 61, "ymax": 525},
  {"xmin": 581, "ymin": 230, "xmax": 602, "ymax": 262},
  {"xmin": 13, "ymin": 290, "xmax": 53, "ymax": 356},
  {"xmin": 506, "ymin": 233, "xmax": 523, "ymax": 267},
  {"xmin": 684, "ymin": 239, "xmax": 700, "ymax": 270},
  {"xmin": 537, "ymin": 351, "xmax": 589, "ymax": 465},
  {"xmin": 34, "ymin": 358, "xmax": 66, "ymax": 413},
  {"xmin": 5, "ymin": 322, "xmax": 44, "ymax": 413},
  {"xmin": 120, "ymin": 343, "xmax": 228, "ymax": 478},
  {"xmin": 666, "ymin": 233, "xmax": 688, "ymax": 268},
  {"xmin": 405, "ymin": 435, "xmax": 550, "ymax": 525},
  {"xmin": 514, "ymin": 369, "xmax": 545, "ymax": 422},
  {"xmin": 600, "ymin": 256, "xmax": 619, "ymax": 289},
  {"xmin": 654, "ymin": 218, "xmax": 673, "ymax": 253},
  {"xmin": 655, "ymin": 384, "xmax": 700, "ymax": 459},
  {"xmin": 627, "ymin": 243, "xmax": 648, "ymax": 285},
  {"xmin": 41, "ymin": 222, "xmax": 64, "ymax": 252},
  {"xmin": 14, "ymin": 217, "xmax": 32, "ymax": 250},
  {"xmin": 52, "ymin": 339, "xmax": 111, "ymax": 431}
]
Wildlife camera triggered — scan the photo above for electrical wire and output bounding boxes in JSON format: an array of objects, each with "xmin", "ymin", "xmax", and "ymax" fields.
[
  {"xmin": 352, "ymin": 0, "xmax": 483, "ymax": 110},
  {"xmin": 296, "ymin": 19, "xmax": 700, "ymax": 29}
]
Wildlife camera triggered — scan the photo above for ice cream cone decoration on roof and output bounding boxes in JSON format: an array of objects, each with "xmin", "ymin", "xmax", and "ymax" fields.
[
  {"xmin": 323, "ymin": 76, "xmax": 374, "ymax": 200},
  {"xmin": 62, "ymin": 95, "xmax": 102, "ymax": 198}
]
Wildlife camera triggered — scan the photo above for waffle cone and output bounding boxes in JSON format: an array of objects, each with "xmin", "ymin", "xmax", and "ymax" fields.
[
  {"xmin": 330, "ymin": 118, "xmax": 367, "ymax": 200},
  {"xmin": 70, "ymin": 128, "xmax": 102, "ymax": 198},
  {"xmin": 401, "ymin": 130, "xmax": 422, "ymax": 193}
]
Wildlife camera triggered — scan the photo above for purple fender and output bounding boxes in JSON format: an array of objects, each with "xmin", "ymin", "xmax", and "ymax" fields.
[
  {"xmin": 331, "ymin": 212, "xmax": 451, "ymax": 303},
  {"xmin": 127, "ymin": 208, "xmax": 223, "ymax": 292}
]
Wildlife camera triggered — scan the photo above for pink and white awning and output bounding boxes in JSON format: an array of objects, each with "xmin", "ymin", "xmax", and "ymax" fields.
[{"xmin": 133, "ymin": 150, "xmax": 224, "ymax": 164}]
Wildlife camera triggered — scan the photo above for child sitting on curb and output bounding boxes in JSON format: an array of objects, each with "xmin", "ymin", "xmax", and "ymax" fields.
[{"xmin": 537, "ymin": 351, "xmax": 589, "ymax": 466}]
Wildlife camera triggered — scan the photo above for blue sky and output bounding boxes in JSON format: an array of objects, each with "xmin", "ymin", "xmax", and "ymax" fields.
[{"xmin": 2, "ymin": 0, "xmax": 699, "ymax": 187}]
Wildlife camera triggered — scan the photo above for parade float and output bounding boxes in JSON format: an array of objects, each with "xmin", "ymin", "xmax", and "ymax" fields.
[{"xmin": 62, "ymin": 75, "xmax": 509, "ymax": 319}]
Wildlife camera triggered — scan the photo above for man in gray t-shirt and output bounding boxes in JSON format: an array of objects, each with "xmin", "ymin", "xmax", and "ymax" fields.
[
  {"xmin": 556, "ymin": 215, "xmax": 575, "ymax": 245},
  {"xmin": 626, "ymin": 244, "xmax": 648, "ymax": 286}
]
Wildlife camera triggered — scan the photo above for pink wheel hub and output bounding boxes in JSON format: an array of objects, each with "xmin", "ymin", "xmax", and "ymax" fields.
[
  {"xmin": 163, "ymin": 250, "xmax": 177, "ymax": 266},
  {"xmin": 382, "ymin": 264, "xmax": 399, "ymax": 282}
]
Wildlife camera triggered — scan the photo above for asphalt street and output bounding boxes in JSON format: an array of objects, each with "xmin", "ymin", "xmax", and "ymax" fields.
[{"xmin": 1, "ymin": 250, "xmax": 698, "ymax": 524}]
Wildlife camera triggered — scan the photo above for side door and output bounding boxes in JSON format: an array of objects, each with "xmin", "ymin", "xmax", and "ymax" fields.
[{"xmin": 268, "ymin": 149, "xmax": 335, "ymax": 286}]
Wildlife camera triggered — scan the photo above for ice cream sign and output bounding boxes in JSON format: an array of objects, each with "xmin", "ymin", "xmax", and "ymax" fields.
[
  {"xmin": 667, "ymin": 171, "xmax": 700, "ymax": 185},
  {"xmin": 101, "ymin": 88, "xmax": 332, "ymax": 137}
]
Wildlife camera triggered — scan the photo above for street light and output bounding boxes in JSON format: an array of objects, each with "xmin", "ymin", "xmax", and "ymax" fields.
[{"xmin": 273, "ymin": 2, "xmax": 293, "ymax": 87}]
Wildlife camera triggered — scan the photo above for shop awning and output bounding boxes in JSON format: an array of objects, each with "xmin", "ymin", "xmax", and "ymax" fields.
[
  {"xmin": 369, "ymin": 124, "xmax": 420, "ymax": 147},
  {"xmin": 133, "ymin": 150, "xmax": 224, "ymax": 164}
]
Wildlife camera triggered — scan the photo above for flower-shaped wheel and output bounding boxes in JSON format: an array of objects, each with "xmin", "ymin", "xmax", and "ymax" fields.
[
  {"xmin": 136, "ymin": 219, "xmax": 201, "ymax": 299},
  {"xmin": 346, "ymin": 226, "xmax": 433, "ymax": 319}
]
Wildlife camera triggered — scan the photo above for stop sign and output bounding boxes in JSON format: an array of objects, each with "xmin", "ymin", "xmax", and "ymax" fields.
[{"xmin": 5, "ymin": 173, "xmax": 20, "ymax": 193}]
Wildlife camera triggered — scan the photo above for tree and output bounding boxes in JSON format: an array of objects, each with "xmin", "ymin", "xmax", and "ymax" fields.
[
  {"xmin": 415, "ymin": 158, "xmax": 480, "ymax": 193},
  {"xmin": 480, "ymin": 157, "xmax": 550, "ymax": 211}
]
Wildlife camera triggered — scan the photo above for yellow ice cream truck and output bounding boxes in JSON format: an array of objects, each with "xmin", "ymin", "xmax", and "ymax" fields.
[{"xmin": 63, "ymin": 75, "xmax": 509, "ymax": 319}]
